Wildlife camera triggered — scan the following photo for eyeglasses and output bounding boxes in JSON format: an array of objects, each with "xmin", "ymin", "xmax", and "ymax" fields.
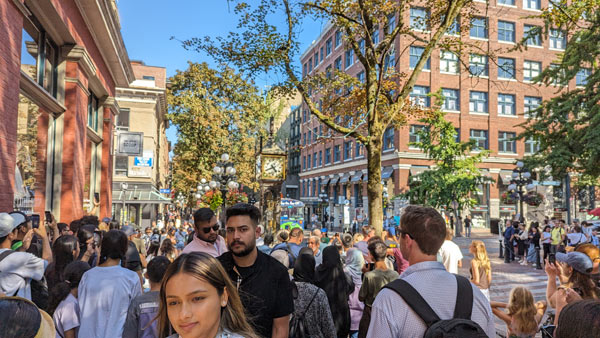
[
  {"xmin": 202, "ymin": 224, "xmax": 220, "ymax": 234},
  {"xmin": 399, "ymin": 229, "xmax": 414, "ymax": 239}
]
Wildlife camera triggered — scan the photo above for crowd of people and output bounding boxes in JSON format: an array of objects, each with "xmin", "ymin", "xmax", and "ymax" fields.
[{"xmin": 0, "ymin": 204, "xmax": 599, "ymax": 338}]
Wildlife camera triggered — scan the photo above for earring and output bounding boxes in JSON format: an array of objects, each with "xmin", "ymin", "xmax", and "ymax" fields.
[{"xmin": 221, "ymin": 301, "xmax": 227, "ymax": 307}]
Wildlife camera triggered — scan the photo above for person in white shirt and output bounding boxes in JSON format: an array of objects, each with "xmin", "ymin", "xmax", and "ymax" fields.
[
  {"xmin": 367, "ymin": 205, "xmax": 495, "ymax": 338},
  {"xmin": 78, "ymin": 230, "xmax": 142, "ymax": 338},
  {"xmin": 438, "ymin": 228, "xmax": 463, "ymax": 274}
]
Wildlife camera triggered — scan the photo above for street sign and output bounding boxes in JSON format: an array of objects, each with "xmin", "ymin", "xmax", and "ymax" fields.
[
  {"xmin": 134, "ymin": 157, "xmax": 153, "ymax": 167},
  {"xmin": 160, "ymin": 189, "xmax": 171, "ymax": 194},
  {"xmin": 541, "ymin": 181, "xmax": 561, "ymax": 186}
]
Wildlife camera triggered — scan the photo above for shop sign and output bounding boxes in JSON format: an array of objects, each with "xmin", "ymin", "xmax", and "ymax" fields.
[{"xmin": 117, "ymin": 132, "xmax": 143, "ymax": 156}]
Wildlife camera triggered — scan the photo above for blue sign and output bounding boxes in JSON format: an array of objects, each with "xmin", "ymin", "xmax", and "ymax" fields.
[
  {"xmin": 134, "ymin": 157, "xmax": 153, "ymax": 167},
  {"xmin": 160, "ymin": 189, "xmax": 171, "ymax": 194},
  {"xmin": 541, "ymin": 181, "xmax": 561, "ymax": 186}
]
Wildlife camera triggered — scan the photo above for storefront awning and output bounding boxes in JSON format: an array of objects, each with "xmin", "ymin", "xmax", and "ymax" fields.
[
  {"xmin": 320, "ymin": 178, "xmax": 330, "ymax": 185},
  {"xmin": 500, "ymin": 170, "xmax": 514, "ymax": 185},
  {"xmin": 339, "ymin": 173, "xmax": 351, "ymax": 184},
  {"xmin": 113, "ymin": 189, "xmax": 172, "ymax": 205},
  {"xmin": 381, "ymin": 167, "xmax": 394, "ymax": 179},
  {"xmin": 351, "ymin": 172, "xmax": 363, "ymax": 183},
  {"xmin": 329, "ymin": 177, "xmax": 339, "ymax": 185}
]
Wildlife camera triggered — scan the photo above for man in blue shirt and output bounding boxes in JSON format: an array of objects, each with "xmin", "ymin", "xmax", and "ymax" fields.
[
  {"xmin": 270, "ymin": 227, "xmax": 303, "ymax": 267},
  {"xmin": 503, "ymin": 222, "xmax": 516, "ymax": 263}
]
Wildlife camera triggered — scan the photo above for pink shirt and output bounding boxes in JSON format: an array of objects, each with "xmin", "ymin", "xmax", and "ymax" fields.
[{"xmin": 181, "ymin": 235, "xmax": 228, "ymax": 257}]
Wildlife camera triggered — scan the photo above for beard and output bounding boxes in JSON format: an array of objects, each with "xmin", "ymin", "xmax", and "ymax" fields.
[
  {"xmin": 197, "ymin": 232, "xmax": 217, "ymax": 244},
  {"xmin": 228, "ymin": 240, "xmax": 256, "ymax": 257}
]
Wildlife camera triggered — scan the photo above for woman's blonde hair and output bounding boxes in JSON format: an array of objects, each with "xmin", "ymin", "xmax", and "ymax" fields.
[
  {"xmin": 507, "ymin": 287, "xmax": 538, "ymax": 334},
  {"xmin": 157, "ymin": 253, "xmax": 258, "ymax": 338},
  {"xmin": 471, "ymin": 240, "xmax": 491, "ymax": 276},
  {"xmin": 353, "ymin": 233, "xmax": 364, "ymax": 243}
]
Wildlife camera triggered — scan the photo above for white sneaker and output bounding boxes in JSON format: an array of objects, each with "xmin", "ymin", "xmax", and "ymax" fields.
[{"xmin": 521, "ymin": 261, "xmax": 528, "ymax": 265}]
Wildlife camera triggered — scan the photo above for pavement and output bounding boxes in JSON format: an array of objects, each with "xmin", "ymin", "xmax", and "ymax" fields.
[{"xmin": 453, "ymin": 228, "xmax": 549, "ymax": 337}]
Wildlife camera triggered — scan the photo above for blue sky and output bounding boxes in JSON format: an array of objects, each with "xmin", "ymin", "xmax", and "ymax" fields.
[{"xmin": 118, "ymin": 0, "xmax": 325, "ymax": 146}]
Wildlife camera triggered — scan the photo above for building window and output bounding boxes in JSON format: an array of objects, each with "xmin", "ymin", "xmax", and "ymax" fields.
[
  {"xmin": 410, "ymin": 86, "xmax": 430, "ymax": 108},
  {"xmin": 308, "ymin": 58, "xmax": 312, "ymax": 72},
  {"xmin": 355, "ymin": 142, "xmax": 363, "ymax": 157},
  {"xmin": 524, "ymin": 25, "xmax": 542, "ymax": 46},
  {"xmin": 115, "ymin": 156, "xmax": 128, "ymax": 177},
  {"xmin": 446, "ymin": 17, "xmax": 460, "ymax": 35},
  {"xmin": 88, "ymin": 93, "xmax": 100, "ymax": 132},
  {"xmin": 302, "ymin": 156, "xmax": 306, "ymax": 170},
  {"xmin": 550, "ymin": 29, "xmax": 566, "ymax": 50},
  {"xmin": 469, "ymin": 91, "xmax": 488, "ymax": 113},
  {"xmin": 335, "ymin": 30, "xmax": 343, "ymax": 47},
  {"xmin": 334, "ymin": 145, "xmax": 341, "ymax": 162},
  {"xmin": 117, "ymin": 108, "xmax": 130, "ymax": 130},
  {"xmin": 524, "ymin": 0, "xmax": 541, "ymax": 10},
  {"xmin": 384, "ymin": 47, "xmax": 395, "ymax": 71},
  {"xmin": 410, "ymin": 7, "xmax": 429, "ymax": 31},
  {"xmin": 142, "ymin": 75, "xmax": 155, "ymax": 80},
  {"xmin": 469, "ymin": 54, "xmax": 488, "ymax": 76},
  {"xmin": 307, "ymin": 154, "xmax": 311, "ymax": 169},
  {"xmin": 498, "ymin": 0, "xmax": 515, "ymax": 5},
  {"xmin": 576, "ymin": 68, "xmax": 591, "ymax": 86},
  {"xmin": 498, "ymin": 131, "xmax": 516, "ymax": 153},
  {"xmin": 386, "ymin": 14, "xmax": 396, "ymax": 34},
  {"xmin": 320, "ymin": 46, "xmax": 324, "ymax": 62},
  {"xmin": 470, "ymin": 129, "xmax": 489, "ymax": 150},
  {"xmin": 303, "ymin": 63, "xmax": 307, "ymax": 78},
  {"xmin": 344, "ymin": 141, "xmax": 352, "ymax": 160},
  {"xmin": 319, "ymin": 151, "xmax": 322, "ymax": 166},
  {"xmin": 357, "ymin": 71, "xmax": 365, "ymax": 83},
  {"xmin": 359, "ymin": 39, "xmax": 365, "ymax": 55},
  {"xmin": 409, "ymin": 125, "xmax": 426, "ymax": 145},
  {"xmin": 440, "ymin": 50, "xmax": 458, "ymax": 74},
  {"xmin": 524, "ymin": 96, "xmax": 542, "ymax": 117},
  {"xmin": 21, "ymin": 21, "xmax": 59, "ymax": 97},
  {"xmin": 313, "ymin": 127, "xmax": 318, "ymax": 142},
  {"xmin": 334, "ymin": 57, "xmax": 342, "ymax": 70},
  {"xmin": 313, "ymin": 152, "xmax": 317, "ymax": 167},
  {"xmin": 383, "ymin": 127, "xmax": 395, "ymax": 150},
  {"xmin": 314, "ymin": 51, "xmax": 319, "ymax": 65},
  {"xmin": 498, "ymin": 21, "xmax": 515, "ymax": 43},
  {"xmin": 409, "ymin": 46, "xmax": 430, "ymax": 70},
  {"xmin": 345, "ymin": 49, "xmax": 354, "ymax": 68},
  {"xmin": 525, "ymin": 137, "xmax": 540, "ymax": 154},
  {"xmin": 325, "ymin": 148, "xmax": 331, "ymax": 164},
  {"xmin": 498, "ymin": 94, "xmax": 516, "ymax": 116},
  {"xmin": 307, "ymin": 130, "xmax": 312, "ymax": 144},
  {"xmin": 455, "ymin": 128, "xmax": 461, "ymax": 143},
  {"xmin": 498, "ymin": 57, "xmax": 516, "ymax": 79},
  {"xmin": 523, "ymin": 61, "xmax": 541, "ymax": 82},
  {"xmin": 326, "ymin": 38, "xmax": 332, "ymax": 55},
  {"xmin": 442, "ymin": 88, "xmax": 460, "ymax": 111},
  {"xmin": 372, "ymin": 27, "xmax": 380, "ymax": 44},
  {"xmin": 470, "ymin": 17, "xmax": 488, "ymax": 39}
]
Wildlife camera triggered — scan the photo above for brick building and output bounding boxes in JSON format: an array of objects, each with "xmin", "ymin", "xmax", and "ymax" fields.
[
  {"xmin": 297, "ymin": 0, "xmax": 582, "ymax": 228},
  {"xmin": 1, "ymin": 0, "xmax": 134, "ymax": 222}
]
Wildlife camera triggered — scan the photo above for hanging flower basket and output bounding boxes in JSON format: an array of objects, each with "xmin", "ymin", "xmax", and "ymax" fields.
[
  {"xmin": 226, "ymin": 189, "xmax": 248, "ymax": 206},
  {"xmin": 525, "ymin": 192, "xmax": 544, "ymax": 207},
  {"xmin": 501, "ymin": 191, "xmax": 517, "ymax": 205},
  {"xmin": 200, "ymin": 190, "xmax": 223, "ymax": 211}
]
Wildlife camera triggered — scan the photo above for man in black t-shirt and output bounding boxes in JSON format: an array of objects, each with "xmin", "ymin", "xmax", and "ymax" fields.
[
  {"xmin": 121, "ymin": 225, "xmax": 143, "ymax": 289},
  {"xmin": 218, "ymin": 204, "xmax": 294, "ymax": 338}
]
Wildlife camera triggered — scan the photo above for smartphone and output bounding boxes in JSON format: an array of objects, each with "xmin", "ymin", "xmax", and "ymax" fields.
[
  {"xmin": 30, "ymin": 214, "xmax": 40, "ymax": 229},
  {"xmin": 93, "ymin": 232, "xmax": 102, "ymax": 248},
  {"xmin": 45, "ymin": 211, "xmax": 52, "ymax": 224},
  {"xmin": 549, "ymin": 253, "xmax": 556, "ymax": 265},
  {"xmin": 94, "ymin": 193, "xmax": 100, "ymax": 203}
]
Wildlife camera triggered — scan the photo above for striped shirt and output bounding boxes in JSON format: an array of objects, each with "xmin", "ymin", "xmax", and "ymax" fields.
[{"xmin": 366, "ymin": 261, "xmax": 496, "ymax": 338}]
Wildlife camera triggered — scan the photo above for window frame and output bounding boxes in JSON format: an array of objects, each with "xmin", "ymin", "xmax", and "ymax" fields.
[
  {"xmin": 497, "ymin": 93, "xmax": 516, "ymax": 116},
  {"xmin": 470, "ymin": 129, "xmax": 489, "ymax": 150},
  {"xmin": 469, "ymin": 91, "xmax": 489, "ymax": 114},
  {"xmin": 523, "ymin": 60, "xmax": 542, "ymax": 82},
  {"xmin": 498, "ymin": 21, "xmax": 516, "ymax": 43},
  {"xmin": 470, "ymin": 17, "xmax": 488, "ymax": 39},
  {"xmin": 498, "ymin": 57, "xmax": 516, "ymax": 80},
  {"xmin": 498, "ymin": 131, "xmax": 517, "ymax": 153},
  {"xmin": 442, "ymin": 88, "xmax": 460, "ymax": 112}
]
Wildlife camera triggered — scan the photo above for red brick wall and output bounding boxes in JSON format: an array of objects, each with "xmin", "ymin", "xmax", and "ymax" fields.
[
  {"xmin": 0, "ymin": 1, "xmax": 24, "ymax": 210},
  {"xmin": 100, "ymin": 106, "xmax": 114, "ymax": 219}
]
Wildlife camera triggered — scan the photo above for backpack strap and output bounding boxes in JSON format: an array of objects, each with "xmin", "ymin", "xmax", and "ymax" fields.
[
  {"xmin": 384, "ymin": 279, "xmax": 440, "ymax": 327},
  {"xmin": 0, "ymin": 249, "xmax": 15, "ymax": 264},
  {"xmin": 301, "ymin": 289, "xmax": 319, "ymax": 318},
  {"xmin": 453, "ymin": 274, "xmax": 474, "ymax": 319}
]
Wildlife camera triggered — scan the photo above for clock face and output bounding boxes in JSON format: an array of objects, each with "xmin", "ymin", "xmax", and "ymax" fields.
[{"xmin": 262, "ymin": 156, "xmax": 285, "ymax": 180}]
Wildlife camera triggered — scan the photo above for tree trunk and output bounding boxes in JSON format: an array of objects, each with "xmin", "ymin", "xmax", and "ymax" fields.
[{"xmin": 366, "ymin": 141, "xmax": 383, "ymax": 237}]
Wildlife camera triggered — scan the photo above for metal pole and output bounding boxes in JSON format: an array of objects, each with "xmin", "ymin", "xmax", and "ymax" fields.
[{"xmin": 565, "ymin": 173, "xmax": 572, "ymax": 225}]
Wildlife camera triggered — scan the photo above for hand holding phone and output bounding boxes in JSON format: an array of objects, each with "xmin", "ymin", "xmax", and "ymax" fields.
[
  {"xmin": 30, "ymin": 214, "xmax": 40, "ymax": 229},
  {"xmin": 549, "ymin": 253, "xmax": 556, "ymax": 265}
]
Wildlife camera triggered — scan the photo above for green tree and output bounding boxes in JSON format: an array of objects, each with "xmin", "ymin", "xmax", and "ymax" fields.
[
  {"xmin": 185, "ymin": 0, "xmax": 479, "ymax": 235},
  {"xmin": 168, "ymin": 62, "xmax": 271, "ymax": 201},
  {"xmin": 401, "ymin": 107, "xmax": 491, "ymax": 235},
  {"xmin": 518, "ymin": 1, "xmax": 600, "ymax": 184}
]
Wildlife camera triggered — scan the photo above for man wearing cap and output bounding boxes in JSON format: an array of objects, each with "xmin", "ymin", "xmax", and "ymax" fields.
[
  {"xmin": 546, "ymin": 251, "xmax": 596, "ymax": 309},
  {"xmin": 121, "ymin": 225, "xmax": 145, "ymax": 290},
  {"xmin": 0, "ymin": 212, "xmax": 52, "ymax": 301},
  {"xmin": 181, "ymin": 208, "xmax": 227, "ymax": 257}
]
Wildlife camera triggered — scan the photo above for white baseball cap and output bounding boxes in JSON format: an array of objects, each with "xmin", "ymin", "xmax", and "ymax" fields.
[{"xmin": 0, "ymin": 213, "xmax": 19, "ymax": 238}]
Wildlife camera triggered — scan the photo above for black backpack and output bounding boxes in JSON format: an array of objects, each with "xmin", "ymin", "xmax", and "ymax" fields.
[
  {"xmin": 289, "ymin": 288, "xmax": 319, "ymax": 338},
  {"xmin": 0, "ymin": 250, "xmax": 49, "ymax": 310},
  {"xmin": 384, "ymin": 274, "xmax": 488, "ymax": 338}
]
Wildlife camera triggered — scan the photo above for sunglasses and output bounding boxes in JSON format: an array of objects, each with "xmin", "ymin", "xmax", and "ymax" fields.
[
  {"xmin": 399, "ymin": 229, "xmax": 414, "ymax": 239},
  {"xmin": 201, "ymin": 224, "xmax": 220, "ymax": 234}
]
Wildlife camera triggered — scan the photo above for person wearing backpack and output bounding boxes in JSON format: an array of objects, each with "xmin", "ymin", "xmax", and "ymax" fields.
[
  {"xmin": 289, "ymin": 248, "xmax": 336, "ymax": 338},
  {"xmin": 0, "ymin": 212, "xmax": 52, "ymax": 306},
  {"xmin": 366, "ymin": 205, "xmax": 495, "ymax": 338}
]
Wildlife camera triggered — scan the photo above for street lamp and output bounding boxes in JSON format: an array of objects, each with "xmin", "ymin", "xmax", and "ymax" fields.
[
  {"xmin": 210, "ymin": 153, "xmax": 239, "ymax": 220},
  {"xmin": 382, "ymin": 183, "xmax": 389, "ymax": 218},
  {"xmin": 195, "ymin": 178, "xmax": 210, "ymax": 200},
  {"xmin": 120, "ymin": 182, "xmax": 128, "ymax": 225},
  {"xmin": 507, "ymin": 161, "xmax": 536, "ymax": 223}
]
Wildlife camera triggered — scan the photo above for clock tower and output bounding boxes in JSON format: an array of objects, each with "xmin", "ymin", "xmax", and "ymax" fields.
[{"xmin": 258, "ymin": 132, "xmax": 287, "ymax": 232}]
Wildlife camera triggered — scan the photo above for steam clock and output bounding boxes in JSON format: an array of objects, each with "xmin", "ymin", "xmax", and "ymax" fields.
[{"xmin": 259, "ymin": 140, "xmax": 287, "ymax": 231}]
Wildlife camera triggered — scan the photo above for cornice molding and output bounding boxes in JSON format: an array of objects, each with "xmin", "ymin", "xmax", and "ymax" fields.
[
  {"xmin": 102, "ymin": 96, "xmax": 120, "ymax": 116},
  {"xmin": 11, "ymin": 0, "xmax": 31, "ymax": 17},
  {"xmin": 63, "ymin": 45, "xmax": 97, "ymax": 78},
  {"xmin": 20, "ymin": 70, "xmax": 66, "ymax": 115}
]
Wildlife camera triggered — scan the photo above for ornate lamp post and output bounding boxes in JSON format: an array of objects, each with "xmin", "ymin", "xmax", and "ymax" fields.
[
  {"xmin": 507, "ymin": 161, "xmax": 536, "ymax": 223},
  {"xmin": 120, "ymin": 182, "xmax": 128, "ymax": 225},
  {"xmin": 194, "ymin": 178, "xmax": 211, "ymax": 200},
  {"xmin": 210, "ymin": 153, "xmax": 239, "ymax": 220}
]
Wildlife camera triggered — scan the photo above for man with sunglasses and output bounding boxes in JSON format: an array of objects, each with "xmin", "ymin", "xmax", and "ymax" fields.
[{"xmin": 181, "ymin": 208, "xmax": 227, "ymax": 257}]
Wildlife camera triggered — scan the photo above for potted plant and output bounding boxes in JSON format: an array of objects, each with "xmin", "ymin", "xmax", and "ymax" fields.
[
  {"xmin": 525, "ymin": 192, "xmax": 544, "ymax": 207},
  {"xmin": 200, "ymin": 190, "xmax": 223, "ymax": 211},
  {"xmin": 501, "ymin": 191, "xmax": 517, "ymax": 205}
]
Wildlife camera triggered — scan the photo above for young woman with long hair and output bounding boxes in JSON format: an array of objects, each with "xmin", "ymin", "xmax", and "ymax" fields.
[
  {"xmin": 157, "ymin": 252, "xmax": 257, "ymax": 338},
  {"xmin": 491, "ymin": 286, "xmax": 547, "ymax": 337},
  {"xmin": 470, "ymin": 240, "xmax": 492, "ymax": 300},
  {"xmin": 48, "ymin": 261, "xmax": 91, "ymax": 338},
  {"xmin": 159, "ymin": 238, "xmax": 178, "ymax": 262},
  {"xmin": 44, "ymin": 235, "xmax": 79, "ymax": 288}
]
